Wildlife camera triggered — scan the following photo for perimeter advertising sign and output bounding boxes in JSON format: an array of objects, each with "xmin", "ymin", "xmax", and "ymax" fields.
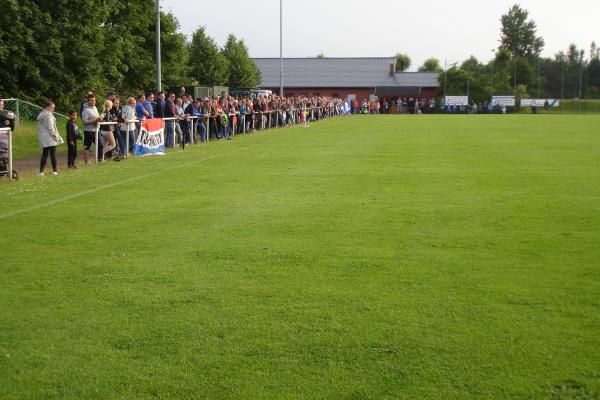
[
  {"xmin": 520, "ymin": 99, "xmax": 561, "ymax": 107},
  {"xmin": 445, "ymin": 96, "xmax": 469, "ymax": 106},
  {"xmin": 492, "ymin": 96, "xmax": 516, "ymax": 107},
  {"xmin": 134, "ymin": 118, "xmax": 165, "ymax": 156}
]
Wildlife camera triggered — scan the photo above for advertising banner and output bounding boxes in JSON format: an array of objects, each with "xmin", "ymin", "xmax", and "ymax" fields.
[
  {"xmin": 520, "ymin": 99, "xmax": 561, "ymax": 107},
  {"xmin": 492, "ymin": 96, "xmax": 516, "ymax": 107},
  {"xmin": 445, "ymin": 96, "xmax": 469, "ymax": 106},
  {"xmin": 134, "ymin": 119, "xmax": 165, "ymax": 156}
]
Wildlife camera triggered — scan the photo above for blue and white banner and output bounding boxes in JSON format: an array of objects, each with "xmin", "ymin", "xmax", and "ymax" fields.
[
  {"xmin": 520, "ymin": 99, "xmax": 561, "ymax": 107},
  {"xmin": 134, "ymin": 119, "xmax": 165, "ymax": 156}
]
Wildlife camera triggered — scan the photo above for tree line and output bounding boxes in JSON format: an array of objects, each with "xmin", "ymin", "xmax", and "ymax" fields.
[
  {"xmin": 0, "ymin": 0, "xmax": 260, "ymax": 110},
  {"xmin": 394, "ymin": 4, "xmax": 600, "ymax": 103}
]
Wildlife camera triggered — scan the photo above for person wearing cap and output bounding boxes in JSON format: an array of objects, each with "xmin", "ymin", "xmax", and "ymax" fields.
[{"xmin": 107, "ymin": 90, "xmax": 116, "ymax": 104}]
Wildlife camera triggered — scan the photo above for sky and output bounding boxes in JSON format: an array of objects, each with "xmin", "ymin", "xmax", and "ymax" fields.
[{"xmin": 161, "ymin": 0, "xmax": 600, "ymax": 70}]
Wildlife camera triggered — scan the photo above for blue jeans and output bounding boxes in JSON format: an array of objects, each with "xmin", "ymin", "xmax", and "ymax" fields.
[
  {"xmin": 118, "ymin": 128, "xmax": 135, "ymax": 155},
  {"xmin": 114, "ymin": 127, "xmax": 126, "ymax": 156},
  {"xmin": 197, "ymin": 122, "xmax": 207, "ymax": 142},
  {"xmin": 222, "ymin": 124, "xmax": 230, "ymax": 139},
  {"xmin": 165, "ymin": 122, "xmax": 174, "ymax": 148}
]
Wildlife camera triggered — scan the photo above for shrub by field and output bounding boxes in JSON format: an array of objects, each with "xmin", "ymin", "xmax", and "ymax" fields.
[{"xmin": 1, "ymin": 115, "xmax": 599, "ymax": 399}]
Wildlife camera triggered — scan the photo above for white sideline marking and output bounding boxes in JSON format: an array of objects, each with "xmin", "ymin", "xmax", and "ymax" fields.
[{"xmin": 0, "ymin": 143, "xmax": 263, "ymax": 220}]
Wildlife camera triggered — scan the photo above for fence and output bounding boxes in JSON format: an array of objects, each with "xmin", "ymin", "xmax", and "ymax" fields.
[
  {"xmin": 86, "ymin": 106, "xmax": 338, "ymax": 165},
  {"xmin": 1, "ymin": 98, "xmax": 69, "ymax": 126}
]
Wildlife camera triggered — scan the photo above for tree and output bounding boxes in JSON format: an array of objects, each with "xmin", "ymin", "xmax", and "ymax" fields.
[
  {"xmin": 189, "ymin": 26, "xmax": 229, "ymax": 86},
  {"xmin": 461, "ymin": 56, "xmax": 484, "ymax": 74},
  {"xmin": 590, "ymin": 42, "xmax": 599, "ymax": 61},
  {"xmin": 418, "ymin": 58, "xmax": 443, "ymax": 73},
  {"xmin": 0, "ymin": 0, "xmax": 193, "ymax": 109},
  {"xmin": 315, "ymin": 53, "xmax": 325, "ymax": 59},
  {"xmin": 499, "ymin": 4, "xmax": 545, "ymax": 58},
  {"xmin": 222, "ymin": 34, "xmax": 261, "ymax": 88},
  {"xmin": 395, "ymin": 53, "xmax": 411, "ymax": 72},
  {"xmin": 566, "ymin": 44, "xmax": 585, "ymax": 65}
]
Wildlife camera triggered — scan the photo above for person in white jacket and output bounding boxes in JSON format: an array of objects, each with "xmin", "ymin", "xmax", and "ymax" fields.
[{"xmin": 37, "ymin": 101, "xmax": 64, "ymax": 176}]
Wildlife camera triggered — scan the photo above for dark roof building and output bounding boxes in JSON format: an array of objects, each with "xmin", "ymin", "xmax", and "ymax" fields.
[{"xmin": 253, "ymin": 57, "xmax": 439, "ymax": 100}]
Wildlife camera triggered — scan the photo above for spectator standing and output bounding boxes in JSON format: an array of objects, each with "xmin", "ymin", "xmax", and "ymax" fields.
[
  {"xmin": 36, "ymin": 101, "xmax": 64, "ymax": 176},
  {"xmin": 135, "ymin": 94, "xmax": 148, "ymax": 120},
  {"xmin": 81, "ymin": 94, "xmax": 102, "ymax": 164},
  {"xmin": 155, "ymin": 91, "xmax": 166, "ymax": 119},
  {"xmin": 111, "ymin": 97, "xmax": 124, "ymax": 157},
  {"xmin": 106, "ymin": 91, "xmax": 116, "ymax": 109},
  {"xmin": 66, "ymin": 110, "xmax": 80, "ymax": 169},
  {"xmin": 183, "ymin": 95, "xmax": 192, "ymax": 111},
  {"xmin": 175, "ymin": 98, "xmax": 186, "ymax": 143},
  {"xmin": 238, "ymin": 100, "xmax": 248, "ymax": 133},
  {"xmin": 79, "ymin": 90, "xmax": 93, "ymax": 118},
  {"xmin": 143, "ymin": 93, "xmax": 155, "ymax": 119},
  {"xmin": 121, "ymin": 97, "xmax": 137, "ymax": 154},
  {"xmin": 100, "ymin": 100, "xmax": 117, "ymax": 161},
  {"xmin": 185, "ymin": 98, "xmax": 207, "ymax": 143},
  {"xmin": 164, "ymin": 93, "xmax": 176, "ymax": 148}
]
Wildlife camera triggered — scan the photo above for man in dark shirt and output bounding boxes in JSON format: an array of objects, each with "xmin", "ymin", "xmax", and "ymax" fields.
[
  {"xmin": 155, "ymin": 91, "xmax": 166, "ymax": 119},
  {"xmin": 164, "ymin": 93, "xmax": 176, "ymax": 148}
]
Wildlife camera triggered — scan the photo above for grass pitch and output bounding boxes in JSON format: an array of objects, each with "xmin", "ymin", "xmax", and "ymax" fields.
[{"xmin": 1, "ymin": 115, "xmax": 599, "ymax": 399}]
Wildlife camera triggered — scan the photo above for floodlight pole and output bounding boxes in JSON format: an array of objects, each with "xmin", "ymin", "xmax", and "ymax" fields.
[
  {"xmin": 156, "ymin": 0, "xmax": 162, "ymax": 92},
  {"xmin": 443, "ymin": 59, "xmax": 447, "ymax": 98},
  {"xmin": 513, "ymin": 55, "xmax": 517, "ymax": 92},
  {"xmin": 537, "ymin": 56, "xmax": 541, "ymax": 99},
  {"xmin": 467, "ymin": 71, "xmax": 470, "ymax": 98},
  {"xmin": 279, "ymin": 0, "xmax": 283, "ymax": 97},
  {"xmin": 561, "ymin": 56, "xmax": 565, "ymax": 100},
  {"xmin": 578, "ymin": 59, "xmax": 583, "ymax": 114},
  {"xmin": 490, "ymin": 49, "xmax": 495, "ymax": 99}
]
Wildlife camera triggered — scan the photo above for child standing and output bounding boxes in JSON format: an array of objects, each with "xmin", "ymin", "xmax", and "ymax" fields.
[{"xmin": 66, "ymin": 111, "xmax": 80, "ymax": 169}]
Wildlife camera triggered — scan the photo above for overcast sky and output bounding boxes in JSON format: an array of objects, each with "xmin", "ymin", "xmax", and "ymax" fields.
[{"xmin": 162, "ymin": 0, "xmax": 600, "ymax": 70}]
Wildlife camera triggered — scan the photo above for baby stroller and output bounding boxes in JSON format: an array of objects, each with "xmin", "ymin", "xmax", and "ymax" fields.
[{"xmin": 0, "ymin": 131, "xmax": 18, "ymax": 180}]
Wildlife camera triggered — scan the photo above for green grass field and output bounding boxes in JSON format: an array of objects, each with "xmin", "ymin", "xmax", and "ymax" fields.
[{"xmin": 1, "ymin": 115, "xmax": 599, "ymax": 399}]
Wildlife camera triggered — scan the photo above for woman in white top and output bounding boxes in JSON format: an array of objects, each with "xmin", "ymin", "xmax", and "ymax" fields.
[
  {"xmin": 120, "ymin": 97, "xmax": 137, "ymax": 154},
  {"xmin": 36, "ymin": 101, "xmax": 64, "ymax": 176}
]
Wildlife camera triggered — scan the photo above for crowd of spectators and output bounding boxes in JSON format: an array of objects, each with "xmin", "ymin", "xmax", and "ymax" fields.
[
  {"xmin": 350, "ymin": 98, "xmax": 438, "ymax": 115},
  {"xmin": 54, "ymin": 88, "xmax": 347, "ymax": 171},
  {"xmin": 348, "ymin": 97, "xmax": 526, "ymax": 115}
]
